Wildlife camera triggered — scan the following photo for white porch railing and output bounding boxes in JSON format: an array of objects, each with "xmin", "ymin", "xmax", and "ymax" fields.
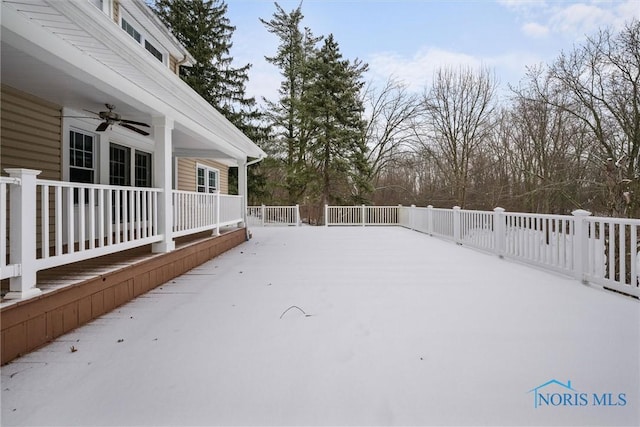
[
  {"xmin": 219, "ymin": 194, "xmax": 244, "ymax": 227},
  {"xmin": 1, "ymin": 176, "xmax": 21, "ymax": 280},
  {"xmin": 247, "ymin": 205, "xmax": 301, "ymax": 227},
  {"xmin": 328, "ymin": 204, "xmax": 640, "ymax": 298},
  {"xmin": 1, "ymin": 169, "xmax": 247, "ymax": 300},
  {"xmin": 173, "ymin": 192, "xmax": 244, "ymax": 237},
  {"xmin": 35, "ymin": 180, "xmax": 163, "ymax": 272}
]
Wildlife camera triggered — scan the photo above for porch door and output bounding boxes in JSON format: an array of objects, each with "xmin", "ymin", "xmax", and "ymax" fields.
[
  {"xmin": 109, "ymin": 144, "xmax": 153, "ymax": 238},
  {"xmin": 109, "ymin": 143, "xmax": 131, "ymax": 186}
]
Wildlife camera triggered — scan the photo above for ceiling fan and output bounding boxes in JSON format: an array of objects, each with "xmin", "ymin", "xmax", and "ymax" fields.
[{"xmin": 64, "ymin": 104, "xmax": 151, "ymax": 136}]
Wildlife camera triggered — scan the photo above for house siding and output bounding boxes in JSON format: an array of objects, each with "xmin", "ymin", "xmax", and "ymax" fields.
[
  {"xmin": 0, "ymin": 85, "xmax": 62, "ymax": 180},
  {"xmin": 1, "ymin": 85, "xmax": 62, "ymax": 254},
  {"xmin": 169, "ymin": 54, "xmax": 178, "ymax": 75},
  {"xmin": 177, "ymin": 158, "xmax": 229, "ymax": 194},
  {"xmin": 113, "ymin": 0, "xmax": 120, "ymax": 23}
]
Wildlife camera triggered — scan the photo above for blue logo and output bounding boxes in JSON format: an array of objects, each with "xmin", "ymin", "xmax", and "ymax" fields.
[{"xmin": 528, "ymin": 379, "xmax": 627, "ymax": 408}]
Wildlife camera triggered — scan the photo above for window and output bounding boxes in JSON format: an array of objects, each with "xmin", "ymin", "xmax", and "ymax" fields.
[
  {"xmin": 121, "ymin": 18, "xmax": 141, "ymax": 43},
  {"xmin": 89, "ymin": 0, "xmax": 103, "ymax": 10},
  {"xmin": 109, "ymin": 144, "xmax": 152, "ymax": 187},
  {"xmin": 121, "ymin": 14, "xmax": 165, "ymax": 63},
  {"xmin": 69, "ymin": 130, "xmax": 95, "ymax": 184},
  {"xmin": 135, "ymin": 151, "xmax": 152, "ymax": 187},
  {"xmin": 110, "ymin": 143, "xmax": 131, "ymax": 186},
  {"xmin": 197, "ymin": 165, "xmax": 219, "ymax": 193},
  {"xmin": 145, "ymin": 40, "xmax": 163, "ymax": 62}
]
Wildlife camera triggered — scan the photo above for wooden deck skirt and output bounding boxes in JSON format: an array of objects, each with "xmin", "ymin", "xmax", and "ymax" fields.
[{"xmin": 0, "ymin": 228, "xmax": 247, "ymax": 365}]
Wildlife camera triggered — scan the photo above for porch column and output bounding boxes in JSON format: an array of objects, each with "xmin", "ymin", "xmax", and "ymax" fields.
[
  {"xmin": 5, "ymin": 168, "xmax": 42, "ymax": 300},
  {"xmin": 152, "ymin": 116, "xmax": 175, "ymax": 253},
  {"xmin": 238, "ymin": 157, "xmax": 247, "ymax": 228}
]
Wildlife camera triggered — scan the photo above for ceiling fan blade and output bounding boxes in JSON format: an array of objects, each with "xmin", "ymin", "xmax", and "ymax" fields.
[
  {"xmin": 83, "ymin": 109, "xmax": 101, "ymax": 116},
  {"xmin": 120, "ymin": 119, "xmax": 150, "ymax": 127},
  {"xmin": 59, "ymin": 116, "xmax": 98, "ymax": 119},
  {"xmin": 120, "ymin": 123, "xmax": 150, "ymax": 136},
  {"xmin": 96, "ymin": 121, "xmax": 110, "ymax": 132}
]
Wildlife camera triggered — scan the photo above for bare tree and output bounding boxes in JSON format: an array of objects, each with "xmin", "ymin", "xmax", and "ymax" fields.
[
  {"xmin": 362, "ymin": 78, "xmax": 422, "ymax": 193},
  {"xmin": 537, "ymin": 19, "xmax": 640, "ymax": 216},
  {"xmin": 414, "ymin": 66, "xmax": 498, "ymax": 207}
]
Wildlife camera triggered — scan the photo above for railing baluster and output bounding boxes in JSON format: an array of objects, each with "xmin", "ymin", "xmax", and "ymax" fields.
[
  {"xmin": 66, "ymin": 187, "xmax": 74, "ymax": 254},
  {"xmin": 608, "ymin": 221, "xmax": 615, "ymax": 281},
  {"xmin": 1, "ymin": 182, "xmax": 7, "ymax": 269},
  {"xmin": 41, "ymin": 184, "xmax": 49, "ymax": 259},
  {"xmin": 78, "ymin": 186, "xmax": 85, "ymax": 251},
  {"xmin": 88, "ymin": 188, "xmax": 95, "ymax": 249},
  {"xmin": 631, "ymin": 224, "xmax": 638, "ymax": 288},
  {"xmin": 620, "ymin": 223, "xmax": 626, "ymax": 284}
]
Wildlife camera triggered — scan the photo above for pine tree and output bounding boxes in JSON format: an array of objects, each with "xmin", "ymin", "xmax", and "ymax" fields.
[
  {"xmin": 152, "ymin": 0, "xmax": 259, "ymax": 129},
  {"xmin": 152, "ymin": 0, "xmax": 266, "ymax": 198},
  {"xmin": 260, "ymin": 3, "xmax": 322, "ymax": 204},
  {"xmin": 304, "ymin": 34, "xmax": 371, "ymax": 205}
]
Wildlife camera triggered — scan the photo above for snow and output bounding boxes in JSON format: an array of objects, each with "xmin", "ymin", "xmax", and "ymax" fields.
[{"xmin": 1, "ymin": 226, "xmax": 638, "ymax": 426}]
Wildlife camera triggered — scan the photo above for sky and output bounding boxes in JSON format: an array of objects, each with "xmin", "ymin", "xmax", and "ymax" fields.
[{"xmin": 225, "ymin": 0, "xmax": 639, "ymax": 103}]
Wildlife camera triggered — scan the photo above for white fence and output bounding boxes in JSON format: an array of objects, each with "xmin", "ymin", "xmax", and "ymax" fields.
[
  {"xmin": 328, "ymin": 204, "xmax": 640, "ymax": 298},
  {"xmin": 1, "ymin": 169, "xmax": 246, "ymax": 300},
  {"xmin": 325, "ymin": 205, "xmax": 398, "ymax": 226},
  {"xmin": 247, "ymin": 205, "xmax": 301, "ymax": 226}
]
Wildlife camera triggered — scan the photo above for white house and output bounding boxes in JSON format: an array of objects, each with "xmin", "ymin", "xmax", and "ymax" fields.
[{"xmin": 0, "ymin": 0, "xmax": 265, "ymax": 361}]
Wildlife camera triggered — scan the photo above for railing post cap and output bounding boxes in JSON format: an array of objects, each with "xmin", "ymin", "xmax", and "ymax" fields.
[
  {"xmin": 411, "ymin": 204, "xmax": 416, "ymax": 208},
  {"xmin": 571, "ymin": 209, "xmax": 592, "ymax": 217},
  {"xmin": 493, "ymin": 207, "xmax": 505, "ymax": 213},
  {"xmin": 453, "ymin": 206, "xmax": 461, "ymax": 210},
  {"xmin": 427, "ymin": 205, "xmax": 433, "ymax": 209},
  {"xmin": 4, "ymin": 168, "xmax": 42, "ymax": 177}
]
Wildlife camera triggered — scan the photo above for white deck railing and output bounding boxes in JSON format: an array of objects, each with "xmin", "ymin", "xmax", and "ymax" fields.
[
  {"xmin": 1, "ymin": 169, "xmax": 246, "ymax": 300},
  {"xmin": 325, "ymin": 205, "xmax": 398, "ymax": 226},
  {"xmin": 329, "ymin": 204, "xmax": 640, "ymax": 298},
  {"xmin": 247, "ymin": 205, "xmax": 301, "ymax": 226}
]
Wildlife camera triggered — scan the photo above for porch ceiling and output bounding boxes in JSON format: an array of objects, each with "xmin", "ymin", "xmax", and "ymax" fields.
[{"xmin": 0, "ymin": 0, "xmax": 265, "ymax": 164}]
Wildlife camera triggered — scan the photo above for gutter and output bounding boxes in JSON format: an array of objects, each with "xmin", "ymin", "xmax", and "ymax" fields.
[
  {"xmin": 246, "ymin": 156, "xmax": 265, "ymax": 167},
  {"xmin": 244, "ymin": 155, "xmax": 266, "ymax": 240}
]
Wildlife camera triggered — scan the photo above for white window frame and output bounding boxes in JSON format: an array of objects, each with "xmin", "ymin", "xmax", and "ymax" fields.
[
  {"xmin": 68, "ymin": 129, "xmax": 97, "ymax": 184},
  {"xmin": 196, "ymin": 163, "xmax": 220, "ymax": 193},
  {"xmin": 62, "ymin": 109, "xmax": 155, "ymax": 189},
  {"xmin": 90, "ymin": 0, "xmax": 113, "ymax": 18},
  {"xmin": 62, "ymin": 112, "xmax": 102, "ymax": 183},
  {"xmin": 119, "ymin": 10, "xmax": 168, "ymax": 65}
]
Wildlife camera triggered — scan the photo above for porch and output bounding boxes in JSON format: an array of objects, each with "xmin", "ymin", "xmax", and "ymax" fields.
[
  {"xmin": 1, "ymin": 226, "xmax": 637, "ymax": 426},
  {"xmin": 1, "ymin": 170, "xmax": 246, "ymax": 299}
]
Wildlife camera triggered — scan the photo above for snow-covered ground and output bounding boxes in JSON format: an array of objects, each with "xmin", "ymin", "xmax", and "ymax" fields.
[{"xmin": 1, "ymin": 226, "xmax": 638, "ymax": 426}]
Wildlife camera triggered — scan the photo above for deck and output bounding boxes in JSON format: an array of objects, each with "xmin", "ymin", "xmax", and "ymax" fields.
[{"xmin": 1, "ymin": 226, "xmax": 638, "ymax": 426}]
